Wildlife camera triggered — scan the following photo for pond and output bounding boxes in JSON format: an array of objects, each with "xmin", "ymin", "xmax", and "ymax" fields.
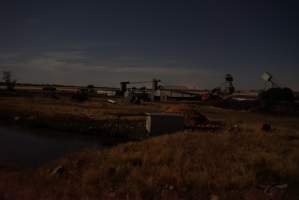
[{"xmin": 0, "ymin": 125, "xmax": 103, "ymax": 168}]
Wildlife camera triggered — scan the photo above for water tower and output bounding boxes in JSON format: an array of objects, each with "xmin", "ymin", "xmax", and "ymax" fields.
[
  {"xmin": 152, "ymin": 78, "xmax": 160, "ymax": 91},
  {"xmin": 224, "ymin": 74, "xmax": 235, "ymax": 94}
]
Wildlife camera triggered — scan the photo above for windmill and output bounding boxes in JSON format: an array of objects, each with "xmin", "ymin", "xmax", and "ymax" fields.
[
  {"xmin": 258, "ymin": 72, "xmax": 294, "ymax": 109},
  {"xmin": 261, "ymin": 72, "xmax": 279, "ymax": 89}
]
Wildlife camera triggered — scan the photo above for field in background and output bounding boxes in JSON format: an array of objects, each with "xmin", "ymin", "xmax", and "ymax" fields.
[{"xmin": 0, "ymin": 90, "xmax": 299, "ymax": 199}]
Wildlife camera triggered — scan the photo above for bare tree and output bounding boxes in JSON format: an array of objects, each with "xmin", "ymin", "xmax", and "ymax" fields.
[{"xmin": 2, "ymin": 71, "xmax": 16, "ymax": 91}]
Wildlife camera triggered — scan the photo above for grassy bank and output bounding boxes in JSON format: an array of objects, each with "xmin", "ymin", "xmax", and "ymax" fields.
[
  {"xmin": 1, "ymin": 126, "xmax": 299, "ymax": 199},
  {"xmin": 1, "ymin": 94, "xmax": 299, "ymax": 199},
  {"xmin": 0, "ymin": 96, "xmax": 168, "ymax": 140}
]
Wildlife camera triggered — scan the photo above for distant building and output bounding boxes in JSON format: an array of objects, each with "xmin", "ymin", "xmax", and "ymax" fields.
[
  {"xmin": 154, "ymin": 85, "xmax": 200, "ymax": 101},
  {"xmin": 96, "ymin": 90, "xmax": 116, "ymax": 96}
]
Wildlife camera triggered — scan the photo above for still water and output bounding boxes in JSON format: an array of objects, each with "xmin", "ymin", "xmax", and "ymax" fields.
[{"xmin": 0, "ymin": 126, "xmax": 103, "ymax": 167}]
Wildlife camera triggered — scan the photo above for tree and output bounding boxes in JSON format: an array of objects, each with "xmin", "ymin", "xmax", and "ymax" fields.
[{"xmin": 2, "ymin": 71, "xmax": 16, "ymax": 91}]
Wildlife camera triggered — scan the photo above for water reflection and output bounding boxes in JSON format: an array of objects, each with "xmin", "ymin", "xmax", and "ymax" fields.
[{"xmin": 0, "ymin": 126, "xmax": 102, "ymax": 167}]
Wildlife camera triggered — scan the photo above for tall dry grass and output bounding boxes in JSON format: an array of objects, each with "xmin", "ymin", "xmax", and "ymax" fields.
[{"xmin": 1, "ymin": 126, "xmax": 299, "ymax": 199}]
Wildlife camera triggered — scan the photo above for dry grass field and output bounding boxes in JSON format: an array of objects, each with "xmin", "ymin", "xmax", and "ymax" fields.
[
  {"xmin": 0, "ymin": 95, "xmax": 299, "ymax": 199},
  {"xmin": 0, "ymin": 96, "xmax": 167, "ymax": 120}
]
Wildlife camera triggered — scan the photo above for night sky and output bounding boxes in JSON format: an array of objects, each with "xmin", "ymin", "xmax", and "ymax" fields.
[{"xmin": 1, "ymin": 0, "xmax": 298, "ymax": 89}]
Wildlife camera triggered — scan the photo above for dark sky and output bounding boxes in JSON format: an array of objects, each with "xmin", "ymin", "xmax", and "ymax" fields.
[{"xmin": 1, "ymin": 0, "xmax": 298, "ymax": 89}]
